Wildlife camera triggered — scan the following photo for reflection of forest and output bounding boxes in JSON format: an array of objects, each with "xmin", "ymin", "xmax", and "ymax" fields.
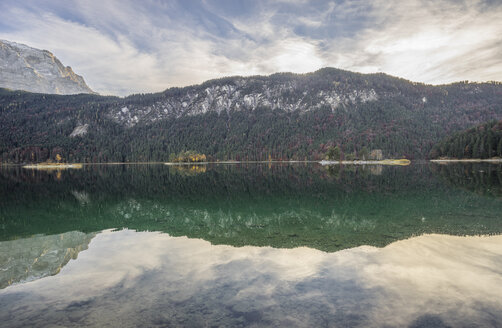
[
  {"xmin": 324, "ymin": 164, "xmax": 383, "ymax": 179},
  {"xmin": 1, "ymin": 163, "xmax": 502, "ymax": 252},
  {"xmin": 0, "ymin": 163, "xmax": 431, "ymax": 197},
  {"xmin": 431, "ymin": 163, "xmax": 502, "ymax": 198},
  {"xmin": 168, "ymin": 164, "xmax": 207, "ymax": 176}
]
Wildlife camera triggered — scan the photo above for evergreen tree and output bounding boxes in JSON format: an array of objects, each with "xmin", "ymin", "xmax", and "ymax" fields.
[
  {"xmin": 326, "ymin": 146, "xmax": 341, "ymax": 161},
  {"xmin": 473, "ymin": 138, "xmax": 481, "ymax": 158},
  {"xmin": 430, "ymin": 120, "xmax": 502, "ymax": 159}
]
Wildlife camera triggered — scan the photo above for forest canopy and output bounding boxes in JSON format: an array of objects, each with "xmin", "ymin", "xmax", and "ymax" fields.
[{"xmin": 429, "ymin": 120, "xmax": 502, "ymax": 159}]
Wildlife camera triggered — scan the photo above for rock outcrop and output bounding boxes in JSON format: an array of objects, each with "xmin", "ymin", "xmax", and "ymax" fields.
[{"xmin": 0, "ymin": 40, "xmax": 96, "ymax": 95}]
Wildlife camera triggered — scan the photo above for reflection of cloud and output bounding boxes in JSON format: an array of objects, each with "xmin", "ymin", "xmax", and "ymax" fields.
[
  {"xmin": 0, "ymin": 1, "xmax": 501, "ymax": 95},
  {"xmin": 348, "ymin": 234, "xmax": 502, "ymax": 326},
  {"xmin": 1, "ymin": 231, "xmax": 502, "ymax": 327}
]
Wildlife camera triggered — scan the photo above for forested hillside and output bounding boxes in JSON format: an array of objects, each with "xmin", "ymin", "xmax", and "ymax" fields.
[
  {"xmin": 1, "ymin": 68, "xmax": 502, "ymax": 163},
  {"xmin": 429, "ymin": 120, "xmax": 502, "ymax": 159}
]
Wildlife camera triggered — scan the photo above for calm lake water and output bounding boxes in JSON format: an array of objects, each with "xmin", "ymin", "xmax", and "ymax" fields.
[{"xmin": 1, "ymin": 162, "xmax": 502, "ymax": 327}]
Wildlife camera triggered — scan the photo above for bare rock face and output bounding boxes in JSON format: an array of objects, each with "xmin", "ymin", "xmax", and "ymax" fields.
[
  {"xmin": 0, "ymin": 40, "xmax": 96, "ymax": 95},
  {"xmin": 109, "ymin": 78, "xmax": 380, "ymax": 127},
  {"xmin": 70, "ymin": 124, "xmax": 89, "ymax": 137}
]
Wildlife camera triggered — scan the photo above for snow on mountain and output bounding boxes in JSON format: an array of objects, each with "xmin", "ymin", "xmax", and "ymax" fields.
[{"xmin": 110, "ymin": 77, "xmax": 379, "ymax": 127}]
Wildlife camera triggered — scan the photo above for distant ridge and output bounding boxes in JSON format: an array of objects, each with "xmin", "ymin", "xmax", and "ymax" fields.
[
  {"xmin": 0, "ymin": 40, "xmax": 96, "ymax": 95},
  {"xmin": 1, "ymin": 67, "xmax": 502, "ymax": 163}
]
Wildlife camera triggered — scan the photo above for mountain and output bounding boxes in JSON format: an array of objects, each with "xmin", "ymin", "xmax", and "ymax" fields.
[
  {"xmin": 429, "ymin": 120, "xmax": 502, "ymax": 159},
  {"xmin": 0, "ymin": 40, "xmax": 95, "ymax": 95},
  {"xmin": 1, "ymin": 68, "xmax": 502, "ymax": 163}
]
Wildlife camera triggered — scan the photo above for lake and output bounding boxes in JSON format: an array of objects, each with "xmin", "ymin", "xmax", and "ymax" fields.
[{"xmin": 1, "ymin": 162, "xmax": 502, "ymax": 327}]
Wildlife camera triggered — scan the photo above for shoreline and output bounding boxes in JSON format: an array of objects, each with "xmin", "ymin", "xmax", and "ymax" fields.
[
  {"xmin": 430, "ymin": 158, "xmax": 502, "ymax": 163},
  {"xmin": 22, "ymin": 163, "xmax": 83, "ymax": 170},
  {"xmin": 165, "ymin": 160, "xmax": 316, "ymax": 165},
  {"xmin": 2, "ymin": 158, "xmax": 499, "ymax": 169},
  {"xmin": 320, "ymin": 159, "xmax": 411, "ymax": 166},
  {"xmin": 1, "ymin": 160, "xmax": 317, "ymax": 168}
]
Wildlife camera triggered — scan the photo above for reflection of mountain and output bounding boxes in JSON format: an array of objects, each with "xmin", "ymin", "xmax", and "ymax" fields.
[
  {"xmin": 0, "ymin": 231, "xmax": 95, "ymax": 289},
  {"xmin": 1, "ymin": 230, "xmax": 502, "ymax": 327},
  {"xmin": 1, "ymin": 164, "xmax": 502, "ymax": 252}
]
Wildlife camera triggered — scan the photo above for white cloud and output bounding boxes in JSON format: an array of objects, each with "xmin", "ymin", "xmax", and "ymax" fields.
[
  {"xmin": 0, "ymin": 0, "xmax": 501, "ymax": 96},
  {"xmin": 330, "ymin": 0, "xmax": 502, "ymax": 84},
  {"xmin": 0, "ymin": 9, "xmax": 163, "ymax": 95}
]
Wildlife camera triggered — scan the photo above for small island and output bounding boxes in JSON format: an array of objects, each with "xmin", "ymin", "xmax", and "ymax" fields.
[
  {"xmin": 22, "ymin": 163, "xmax": 83, "ymax": 170},
  {"xmin": 320, "ymin": 146, "xmax": 410, "ymax": 166},
  {"xmin": 22, "ymin": 154, "xmax": 83, "ymax": 170},
  {"xmin": 166, "ymin": 150, "xmax": 207, "ymax": 163},
  {"xmin": 320, "ymin": 159, "xmax": 411, "ymax": 166}
]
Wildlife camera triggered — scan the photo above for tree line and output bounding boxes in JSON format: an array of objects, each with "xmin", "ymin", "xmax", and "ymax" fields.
[{"xmin": 429, "ymin": 120, "xmax": 502, "ymax": 159}]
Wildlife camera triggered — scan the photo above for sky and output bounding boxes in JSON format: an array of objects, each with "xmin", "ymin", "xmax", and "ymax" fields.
[{"xmin": 0, "ymin": 0, "xmax": 501, "ymax": 96}]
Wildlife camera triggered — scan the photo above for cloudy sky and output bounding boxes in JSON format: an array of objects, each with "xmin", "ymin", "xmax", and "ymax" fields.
[{"xmin": 1, "ymin": 0, "xmax": 501, "ymax": 96}]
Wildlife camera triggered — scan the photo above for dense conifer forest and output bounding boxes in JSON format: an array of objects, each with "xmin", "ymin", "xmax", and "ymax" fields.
[
  {"xmin": 429, "ymin": 120, "xmax": 502, "ymax": 159},
  {"xmin": 1, "ymin": 68, "xmax": 502, "ymax": 163}
]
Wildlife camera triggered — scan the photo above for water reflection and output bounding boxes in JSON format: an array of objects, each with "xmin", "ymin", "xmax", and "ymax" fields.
[
  {"xmin": 431, "ymin": 162, "xmax": 502, "ymax": 198},
  {"xmin": 1, "ymin": 230, "xmax": 501, "ymax": 327},
  {"xmin": 1, "ymin": 163, "xmax": 502, "ymax": 252},
  {"xmin": 0, "ymin": 231, "xmax": 95, "ymax": 289}
]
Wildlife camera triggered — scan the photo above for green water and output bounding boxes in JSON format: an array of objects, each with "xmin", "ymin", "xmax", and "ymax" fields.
[
  {"xmin": 1, "ymin": 163, "xmax": 502, "ymax": 251},
  {"xmin": 0, "ymin": 163, "xmax": 502, "ymax": 327}
]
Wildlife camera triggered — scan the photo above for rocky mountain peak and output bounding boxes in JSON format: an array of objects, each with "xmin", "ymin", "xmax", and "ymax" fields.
[{"xmin": 0, "ymin": 39, "xmax": 96, "ymax": 95}]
